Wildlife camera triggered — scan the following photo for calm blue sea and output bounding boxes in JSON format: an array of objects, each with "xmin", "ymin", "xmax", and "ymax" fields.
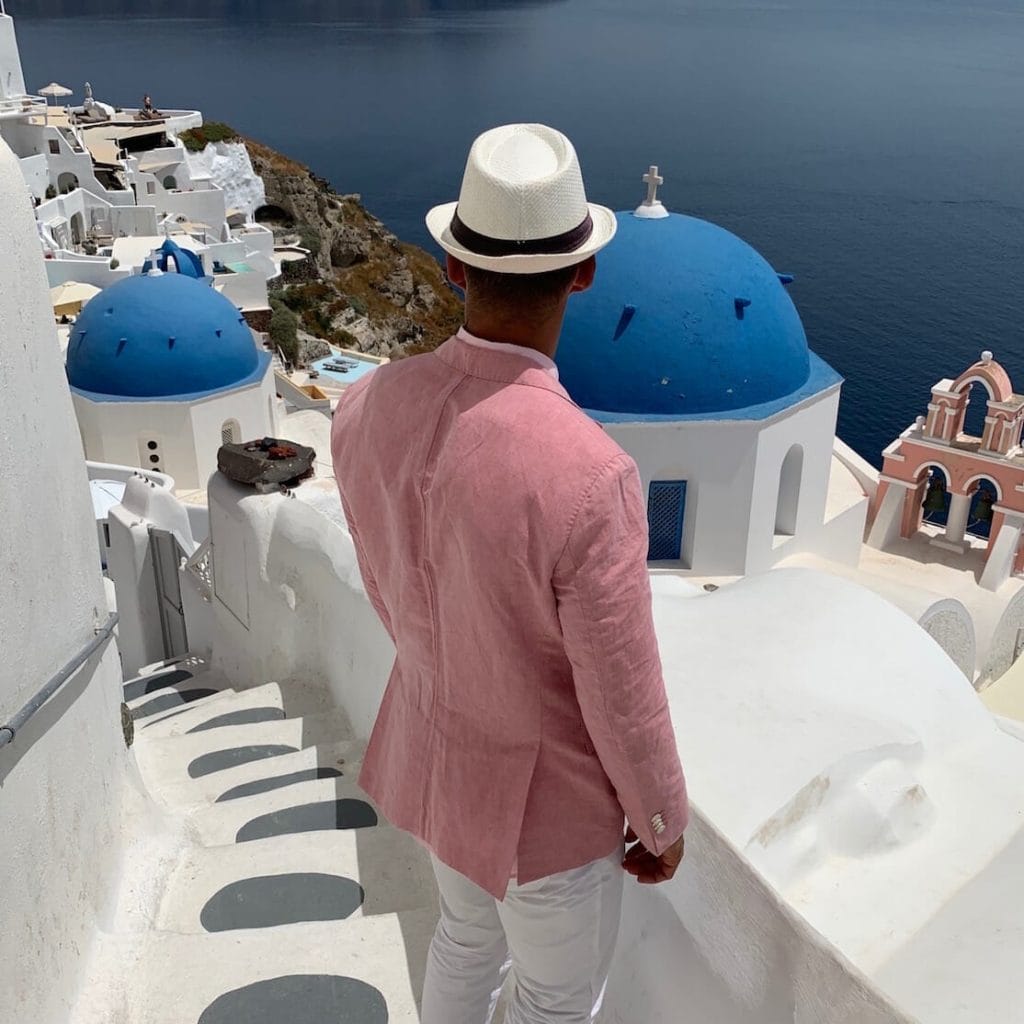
[{"xmin": 12, "ymin": 0, "xmax": 1024, "ymax": 464}]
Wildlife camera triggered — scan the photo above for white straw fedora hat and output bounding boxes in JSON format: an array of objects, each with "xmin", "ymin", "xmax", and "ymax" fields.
[{"xmin": 426, "ymin": 123, "xmax": 617, "ymax": 275}]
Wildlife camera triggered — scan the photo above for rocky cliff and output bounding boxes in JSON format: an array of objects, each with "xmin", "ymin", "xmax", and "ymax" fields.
[{"xmin": 243, "ymin": 137, "xmax": 463, "ymax": 362}]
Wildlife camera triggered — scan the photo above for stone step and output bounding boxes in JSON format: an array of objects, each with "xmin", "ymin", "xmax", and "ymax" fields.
[
  {"xmin": 154, "ymin": 738, "xmax": 364, "ymax": 809},
  {"xmin": 156, "ymin": 824, "xmax": 437, "ymax": 932},
  {"xmin": 72, "ymin": 908, "xmax": 437, "ymax": 1024},
  {"xmin": 139, "ymin": 682, "xmax": 286, "ymax": 739},
  {"xmin": 188, "ymin": 774, "xmax": 380, "ymax": 846},
  {"xmin": 135, "ymin": 709, "xmax": 353, "ymax": 800},
  {"xmin": 124, "ymin": 664, "xmax": 235, "ymax": 724}
]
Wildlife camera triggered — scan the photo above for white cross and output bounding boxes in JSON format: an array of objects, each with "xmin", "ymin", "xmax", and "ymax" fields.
[{"xmin": 642, "ymin": 165, "xmax": 664, "ymax": 206}]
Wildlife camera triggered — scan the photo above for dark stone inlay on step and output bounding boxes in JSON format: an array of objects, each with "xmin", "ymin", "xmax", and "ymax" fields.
[
  {"xmin": 236, "ymin": 799, "xmax": 378, "ymax": 843},
  {"xmin": 198, "ymin": 975, "xmax": 387, "ymax": 1024},
  {"xmin": 217, "ymin": 767, "xmax": 343, "ymax": 802},
  {"xmin": 131, "ymin": 689, "xmax": 218, "ymax": 720},
  {"xmin": 188, "ymin": 745, "xmax": 298, "ymax": 779},
  {"xmin": 188, "ymin": 707, "xmax": 285, "ymax": 733},
  {"xmin": 123, "ymin": 669, "xmax": 194, "ymax": 703},
  {"xmin": 200, "ymin": 872, "xmax": 364, "ymax": 932}
]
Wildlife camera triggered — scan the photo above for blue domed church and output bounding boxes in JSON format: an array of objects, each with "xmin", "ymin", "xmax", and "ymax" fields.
[
  {"xmin": 557, "ymin": 182, "xmax": 863, "ymax": 575},
  {"xmin": 66, "ymin": 243, "xmax": 275, "ymax": 492}
]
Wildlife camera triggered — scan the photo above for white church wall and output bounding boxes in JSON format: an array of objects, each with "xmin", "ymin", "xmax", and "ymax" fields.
[
  {"xmin": 0, "ymin": 137, "xmax": 131, "ymax": 1024},
  {"xmin": 746, "ymin": 388, "xmax": 861, "ymax": 573},
  {"xmin": 605, "ymin": 418, "xmax": 759, "ymax": 574},
  {"xmin": 73, "ymin": 395, "xmax": 198, "ymax": 489},
  {"xmin": 188, "ymin": 374, "xmax": 277, "ymax": 486}
]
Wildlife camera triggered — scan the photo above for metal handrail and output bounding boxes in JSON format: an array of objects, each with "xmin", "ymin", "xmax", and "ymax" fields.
[{"xmin": 0, "ymin": 612, "xmax": 119, "ymax": 750}]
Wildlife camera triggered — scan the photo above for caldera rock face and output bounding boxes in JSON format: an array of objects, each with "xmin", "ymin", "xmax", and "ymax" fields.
[{"xmin": 243, "ymin": 138, "xmax": 462, "ymax": 363}]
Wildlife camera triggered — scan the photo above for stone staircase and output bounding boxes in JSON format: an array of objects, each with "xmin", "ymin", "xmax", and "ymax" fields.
[{"xmin": 74, "ymin": 657, "xmax": 438, "ymax": 1024}]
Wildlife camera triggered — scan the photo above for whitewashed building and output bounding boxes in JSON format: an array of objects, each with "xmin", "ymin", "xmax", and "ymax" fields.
[
  {"xmin": 66, "ymin": 241, "xmax": 276, "ymax": 492},
  {"xmin": 557, "ymin": 186, "xmax": 865, "ymax": 575},
  {"xmin": 0, "ymin": 11, "xmax": 275, "ymax": 305}
]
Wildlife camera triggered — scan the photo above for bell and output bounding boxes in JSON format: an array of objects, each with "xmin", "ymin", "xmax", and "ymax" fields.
[
  {"xmin": 923, "ymin": 478, "xmax": 947, "ymax": 514},
  {"xmin": 974, "ymin": 490, "xmax": 994, "ymax": 523}
]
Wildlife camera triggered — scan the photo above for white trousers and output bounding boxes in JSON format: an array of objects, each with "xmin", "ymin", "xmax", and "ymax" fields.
[{"xmin": 421, "ymin": 848, "xmax": 624, "ymax": 1024}]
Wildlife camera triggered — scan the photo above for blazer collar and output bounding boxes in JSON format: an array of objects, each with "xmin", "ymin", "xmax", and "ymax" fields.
[{"xmin": 433, "ymin": 332, "xmax": 573, "ymax": 401}]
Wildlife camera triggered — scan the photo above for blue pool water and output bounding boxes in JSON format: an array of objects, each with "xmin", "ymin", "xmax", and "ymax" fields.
[{"xmin": 311, "ymin": 356, "xmax": 380, "ymax": 386}]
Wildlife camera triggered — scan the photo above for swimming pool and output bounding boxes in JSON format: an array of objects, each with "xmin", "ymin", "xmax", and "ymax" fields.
[{"xmin": 311, "ymin": 355, "xmax": 381, "ymax": 386}]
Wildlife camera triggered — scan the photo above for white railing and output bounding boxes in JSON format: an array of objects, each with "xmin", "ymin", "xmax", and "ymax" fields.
[
  {"xmin": 182, "ymin": 537, "xmax": 213, "ymax": 602},
  {"xmin": 0, "ymin": 95, "xmax": 47, "ymax": 120}
]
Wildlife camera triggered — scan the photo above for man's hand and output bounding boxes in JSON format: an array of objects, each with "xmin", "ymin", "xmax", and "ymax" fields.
[{"xmin": 622, "ymin": 825, "xmax": 684, "ymax": 884}]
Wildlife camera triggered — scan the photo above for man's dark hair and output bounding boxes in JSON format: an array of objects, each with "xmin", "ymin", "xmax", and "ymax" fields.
[{"xmin": 462, "ymin": 263, "xmax": 581, "ymax": 323}]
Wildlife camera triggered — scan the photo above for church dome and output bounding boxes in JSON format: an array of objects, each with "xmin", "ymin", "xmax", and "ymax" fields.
[
  {"xmin": 66, "ymin": 270, "xmax": 265, "ymax": 399},
  {"xmin": 556, "ymin": 211, "xmax": 813, "ymax": 418}
]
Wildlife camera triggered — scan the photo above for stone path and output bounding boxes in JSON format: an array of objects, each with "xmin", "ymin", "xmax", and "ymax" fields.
[{"xmin": 73, "ymin": 657, "xmax": 438, "ymax": 1023}]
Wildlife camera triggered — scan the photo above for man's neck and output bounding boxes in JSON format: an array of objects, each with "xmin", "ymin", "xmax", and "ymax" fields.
[{"xmin": 464, "ymin": 306, "xmax": 567, "ymax": 361}]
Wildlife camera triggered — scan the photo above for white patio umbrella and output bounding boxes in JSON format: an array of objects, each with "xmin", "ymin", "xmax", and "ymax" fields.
[
  {"xmin": 50, "ymin": 281, "xmax": 100, "ymax": 317},
  {"xmin": 38, "ymin": 82, "xmax": 73, "ymax": 102},
  {"xmin": 37, "ymin": 82, "xmax": 73, "ymax": 123}
]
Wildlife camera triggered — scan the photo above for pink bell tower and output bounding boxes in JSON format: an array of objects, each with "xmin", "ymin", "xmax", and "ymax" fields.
[{"xmin": 867, "ymin": 352, "xmax": 1024, "ymax": 591}]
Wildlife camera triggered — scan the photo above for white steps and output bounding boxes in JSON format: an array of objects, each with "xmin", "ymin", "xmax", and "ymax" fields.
[{"xmin": 72, "ymin": 655, "xmax": 438, "ymax": 1024}]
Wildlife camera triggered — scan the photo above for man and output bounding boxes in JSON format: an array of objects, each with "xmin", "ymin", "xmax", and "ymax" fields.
[{"xmin": 331, "ymin": 124, "xmax": 688, "ymax": 1024}]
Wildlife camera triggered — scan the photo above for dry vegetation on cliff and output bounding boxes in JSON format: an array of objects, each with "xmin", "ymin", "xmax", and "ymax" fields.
[{"xmin": 242, "ymin": 135, "xmax": 463, "ymax": 364}]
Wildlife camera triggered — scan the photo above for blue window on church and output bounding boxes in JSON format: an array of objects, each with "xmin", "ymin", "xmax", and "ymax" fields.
[{"xmin": 647, "ymin": 481, "xmax": 687, "ymax": 561}]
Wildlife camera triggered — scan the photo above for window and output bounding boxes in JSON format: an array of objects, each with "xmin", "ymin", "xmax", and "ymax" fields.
[
  {"xmin": 146, "ymin": 181, "xmax": 156, "ymax": 196},
  {"xmin": 221, "ymin": 419, "xmax": 240, "ymax": 446},
  {"xmin": 141, "ymin": 437, "xmax": 161, "ymax": 472},
  {"xmin": 647, "ymin": 481, "xmax": 687, "ymax": 562},
  {"xmin": 48, "ymin": 139, "xmax": 60, "ymax": 155},
  {"xmin": 774, "ymin": 445, "xmax": 804, "ymax": 537}
]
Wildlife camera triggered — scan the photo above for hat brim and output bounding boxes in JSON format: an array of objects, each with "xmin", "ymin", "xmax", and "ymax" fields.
[{"xmin": 425, "ymin": 201, "xmax": 617, "ymax": 275}]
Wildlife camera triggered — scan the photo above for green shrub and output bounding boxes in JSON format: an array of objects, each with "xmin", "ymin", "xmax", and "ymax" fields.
[
  {"xmin": 179, "ymin": 121, "xmax": 239, "ymax": 153},
  {"xmin": 268, "ymin": 299, "xmax": 299, "ymax": 365},
  {"xmin": 109, "ymin": 258, "xmax": 120, "ymax": 270},
  {"xmin": 45, "ymin": 184, "xmax": 56, "ymax": 200},
  {"xmin": 295, "ymin": 223, "xmax": 322, "ymax": 257},
  {"xmin": 346, "ymin": 294, "xmax": 368, "ymax": 317}
]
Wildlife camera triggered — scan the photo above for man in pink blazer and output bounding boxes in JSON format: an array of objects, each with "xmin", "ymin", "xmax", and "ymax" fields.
[{"xmin": 332, "ymin": 124, "xmax": 688, "ymax": 1024}]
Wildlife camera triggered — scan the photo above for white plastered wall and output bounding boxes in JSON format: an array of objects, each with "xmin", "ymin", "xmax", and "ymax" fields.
[
  {"xmin": 0, "ymin": 14, "xmax": 27, "ymax": 100},
  {"xmin": 201, "ymin": 477, "xmax": 932, "ymax": 1022},
  {"xmin": 0, "ymin": 136, "xmax": 131, "ymax": 1024},
  {"xmin": 603, "ymin": 387, "xmax": 856, "ymax": 575},
  {"xmin": 72, "ymin": 372, "xmax": 274, "ymax": 492}
]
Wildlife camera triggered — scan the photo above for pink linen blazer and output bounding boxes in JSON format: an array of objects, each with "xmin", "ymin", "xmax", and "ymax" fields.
[{"xmin": 331, "ymin": 332, "xmax": 688, "ymax": 898}]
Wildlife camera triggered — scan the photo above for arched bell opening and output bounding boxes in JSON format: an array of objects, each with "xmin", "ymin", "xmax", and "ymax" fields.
[
  {"xmin": 966, "ymin": 478, "xmax": 1000, "ymax": 540},
  {"xmin": 919, "ymin": 465, "xmax": 952, "ymax": 529}
]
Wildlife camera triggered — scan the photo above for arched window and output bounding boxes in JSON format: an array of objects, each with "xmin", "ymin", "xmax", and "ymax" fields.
[
  {"xmin": 162, "ymin": 175, "xmax": 178, "ymax": 190},
  {"xmin": 57, "ymin": 171, "xmax": 79, "ymax": 194},
  {"xmin": 220, "ymin": 419, "xmax": 240, "ymax": 447},
  {"xmin": 774, "ymin": 445, "xmax": 803, "ymax": 537},
  {"xmin": 920, "ymin": 465, "xmax": 951, "ymax": 527},
  {"xmin": 961, "ymin": 381, "xmax": 990, "ymax": 441},
  {"xmin": 967, "ymin": 478, "xmax": 999, "ymax": 539}
]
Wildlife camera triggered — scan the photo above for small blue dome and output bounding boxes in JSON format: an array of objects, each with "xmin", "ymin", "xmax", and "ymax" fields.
[
  {"xmin": 67, "ymin": 271, "xmax": 266, "ymax": 399},
  {"xmin": 557, "ymin": 212, "xmax": 812, "ymax": 417}
]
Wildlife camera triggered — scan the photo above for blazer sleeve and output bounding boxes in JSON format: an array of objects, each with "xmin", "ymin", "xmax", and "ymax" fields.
[
  {"xmin": 553, "ymin": 453, "xmax": 688, "ymax": 853},
  {"xmin": 339, "ymin": 491, "xmax": 395, "ymax": 644}
]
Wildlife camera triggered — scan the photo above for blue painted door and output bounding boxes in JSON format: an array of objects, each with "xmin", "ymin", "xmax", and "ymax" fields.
[{"xmin": 647, "ymin": 481, "xmax": 687, "ymax": 561}]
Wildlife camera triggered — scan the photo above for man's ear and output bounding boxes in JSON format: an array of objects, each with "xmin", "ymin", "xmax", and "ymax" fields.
[
  {"xmin": 446, "ymin": 255, "xmax": 468, "ymax": 293},
  {"xmin": 570, "ymin": 256, "xmax": 597, "ymax": 294}
]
